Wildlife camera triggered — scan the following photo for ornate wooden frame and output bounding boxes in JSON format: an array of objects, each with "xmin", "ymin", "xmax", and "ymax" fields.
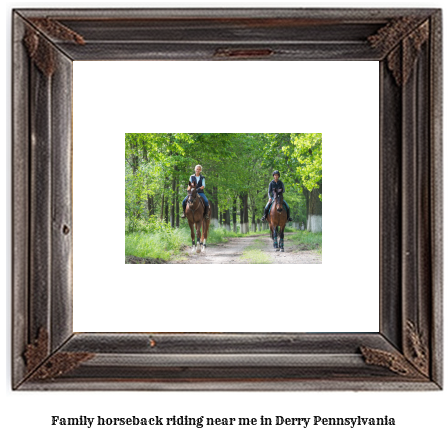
[{"xmin": 12, "ymin": 8, "xmax": 442, "ymax": 390}]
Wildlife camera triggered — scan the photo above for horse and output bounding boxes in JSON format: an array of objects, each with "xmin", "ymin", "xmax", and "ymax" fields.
[
  {"xmin": 185, "ymin": 181, "xmax": 212, "ymax": 253},
  {"xmin": 267, "ymin": 187, "xmax": 288, "ymax": 252}
]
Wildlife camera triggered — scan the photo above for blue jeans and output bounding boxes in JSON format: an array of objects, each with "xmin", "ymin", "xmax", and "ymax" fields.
[{"xmin": 183, "ymin": 193, "xmax": 209, "ymax": 208}]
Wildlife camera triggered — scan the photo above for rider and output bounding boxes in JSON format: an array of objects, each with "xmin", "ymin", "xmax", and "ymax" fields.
[
  {"xmin": 261, "ymin": 170, "xmax": 293, "ymax": 222},
  {"xmin": 181, "ymin": 164, "xmax": 210, "ymax": 220}
]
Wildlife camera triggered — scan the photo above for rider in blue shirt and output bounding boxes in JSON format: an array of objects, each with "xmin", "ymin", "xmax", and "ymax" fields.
[
  {"xmin": 181, "ymin": 164, "xmax": 210, "ymax": 220},
  {"xmin": 261, "ymin": 170, "xmax": 293, "ymax": 222}
]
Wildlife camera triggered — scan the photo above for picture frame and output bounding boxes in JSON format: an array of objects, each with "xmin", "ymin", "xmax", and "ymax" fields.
[{"xmin": 12, "ymin": 7, "xmax": 442, "ymax": 390}]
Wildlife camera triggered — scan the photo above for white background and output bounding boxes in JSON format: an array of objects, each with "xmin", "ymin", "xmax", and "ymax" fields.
[
  {"xmin": 73, "ymin": 60, "xmax": 379, "ymax": 332},
  {"xmin": 3, "ymin": 1, "xmax": 446, "ymax": 438}
]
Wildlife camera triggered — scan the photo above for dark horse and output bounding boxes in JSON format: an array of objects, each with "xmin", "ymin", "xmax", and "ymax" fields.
[
  {"xmin": 267, "ymin": 188, "xmax": 288, "ymax": 252},
  {"xmin": 186, "ymin": 181, "xmax": 212, "ymax": 253}
]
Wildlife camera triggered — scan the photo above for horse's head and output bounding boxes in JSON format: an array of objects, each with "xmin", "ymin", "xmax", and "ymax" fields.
[
  {"xmin": 274, "ymin": 188, "xmax": 284, "ymax": 212},
  {"xmin": 188, "ymin": 182, "xmax": 198, "ymax": 206}
]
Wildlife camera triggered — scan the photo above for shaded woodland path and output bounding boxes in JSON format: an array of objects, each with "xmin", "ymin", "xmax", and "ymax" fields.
[{"xmin": 170, "ymin": 233, "xmax": 322, "ymax": 264}]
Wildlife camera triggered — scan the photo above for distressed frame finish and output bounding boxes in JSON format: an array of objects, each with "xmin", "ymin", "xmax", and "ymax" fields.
[{"xmin": 12, "ymin": 8, "xmax": 442, "ymax": 390}]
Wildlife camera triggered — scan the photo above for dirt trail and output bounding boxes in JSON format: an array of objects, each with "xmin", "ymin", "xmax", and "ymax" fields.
[{"xmin": 170, "ymin": 233, "xmax": 321, "ymax": 264}]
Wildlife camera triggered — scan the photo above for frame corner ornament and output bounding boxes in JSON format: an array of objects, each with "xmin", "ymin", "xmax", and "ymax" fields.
[
  {"xmin": 405, "ymin": 320, "xmax": 429, "ymax": 377},
  {"xmin": 368, "ymin": 17, "xmax": 430, "ymax": 86},
  {"xmin": 359, "ymin": 346, "xmax": 425, "ymax": 380},
  {"xmin": 23, "ymin": 17, "xmax": 85, "ymax": 77},
  {"xmin": 24, "ymin": 328, "xmax": 95, "ymax": 382},
  {"xmin": 24, "ymin": 327, "xmax": 50, "ymax": 374}
]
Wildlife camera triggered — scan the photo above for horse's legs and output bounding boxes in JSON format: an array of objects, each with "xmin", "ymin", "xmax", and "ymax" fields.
[
  {"xmin": 203, "ymin": 207, "xmax": 211, "ymax": 249},
  {"xmin": 189, "ymin": 221, "xmax": 196, "ymax": 252},
  {"xmin": 279, "ymin": 224, "xmax": 285, "ymax": 252},
  {"xmin": 274, "ymin": 226, "xmax": 279, "ymax": 250},
  {"xmin": 201, "ymin": 219, "xmax": 209, "ymax": 252},
  {"xmin": 196, "ymin": 222, "xmax": 202, "ymax": 253}
]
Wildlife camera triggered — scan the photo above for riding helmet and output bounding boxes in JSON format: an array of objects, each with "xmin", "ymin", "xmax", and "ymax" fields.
[{"xmin": 272, "ymin": 170, "xmax": 280, "ymax": 177}]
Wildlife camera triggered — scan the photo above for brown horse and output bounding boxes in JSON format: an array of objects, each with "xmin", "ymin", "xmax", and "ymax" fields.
[
  {"xmin": 267, "ymin": 188, "xmax": 288, "ymax": 252},
  {"xmin": 186, "ymin": 182, "xmax": 212, "ymax": 253}
]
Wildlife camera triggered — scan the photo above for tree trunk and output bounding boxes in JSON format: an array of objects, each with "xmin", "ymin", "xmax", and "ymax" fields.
[
  {"xmin": 160, "ymin": 193, "xmax": 165, "ymax": 221},
  {"xmin": 214, "ymin": 185, "xmax": 219, "ymax": 227},
  {"xmin": 225, "ymin": 208, "xmax": 231, "ymax": 231},
  {"xmin": 130, "ymin": 142, "xmax": 139, "ymax": 175},
  {"xmin": 164, "ymin": 201, "xmax": 169, "ymax": 223},
  {"xmin": 233, "ymin": 197, "xmax": 237, "ymax": 232},
  {"xmin": 129, "ymin": 142, "xmax": 141, "ymax": 220},
  {"xmin": 302, "ymin": 186, "xmax": 310, "ymax": 227},
  {"xmin": 175, "ymin": 177, "xmax": 180, "ymax": 228},
  {"xmin": 210, "ymin": 184, "xmax": 219, "ymax": 228},
  {"xmin": 142, "ymin": 147, "xmax": 148, "ymax": 162},
  {"xmin": 244, "ymin": 195, "xmax": 249, "ymax": 234},
  {"xmin": 239, "ymin": 195, "xmax": 244, "ymax": 233},
  {"xmin": 239, "ymin": 193, "xmax": 249, "ymax": 234},
  {"xmin": 306, "ymin": 181, "xmax": 322, "ymax": 233},
  {"xmin": 170, "ymin": 172, "xmax": 176, "ymax": 228},
  {"xmin": 147, "ymin": 195, "xmax": 154, "ymax": 216},
  {"xmin": 250, "ymin": 193, "xmax": 258, "ymax": 232},
  {"xmin": 219, "ymin": 212, "xmax": 223, "ymax": 226}
]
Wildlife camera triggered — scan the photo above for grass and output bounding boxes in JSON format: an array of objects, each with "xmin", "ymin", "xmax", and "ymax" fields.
[
  {"xmin": 125, "ymin": 217, "xmax": 304, "ymax": 261},
  {"xmin": 287, "ymin": 230, "xmax": 322, "ymax": 254},
  {"xmin": 125, "ymin": 227, "xmax": 190, "ymax": 260},
  {"xmin": 125, "ymin": 226, "xmax": 270, "ymax": 260},
  {"xmin": 240, "ymin": 238, "xmax": 272, "ymax": 264},
  {"xmin": 207, "ymin": 227, "xmax": 269, "ymax": 243},
  {"xmin": 207, "ymin": 224, "xmax": 300, "ymax": 242}
]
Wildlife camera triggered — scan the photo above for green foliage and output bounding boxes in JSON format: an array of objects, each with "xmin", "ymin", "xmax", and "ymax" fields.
[
  {"xmin": 261, "ymin": 132, "xmax": 322, "ymax": 203},
  {"xmin": 125, "ymin": 132, "xmax": 323, "ymax": 244},
  {"xmin": 125, "ymin": 226, "xmax": 191, "ymax": 260},
  {"xmin": 290, "ymin": 133, "xmax": 322, "ymax": 196},
  {"xmin": 126, "ymin": 216, "xmax": 177, "ymax": 234}
]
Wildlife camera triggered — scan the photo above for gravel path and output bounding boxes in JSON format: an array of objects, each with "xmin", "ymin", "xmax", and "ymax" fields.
[{"xmin": 170, "ymin": 233, "xmax": 321, "ymax": 264}]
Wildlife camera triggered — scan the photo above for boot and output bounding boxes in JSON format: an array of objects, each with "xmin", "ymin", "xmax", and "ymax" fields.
[
  {"xmin": 287, "ymin": 207, "xmax": 293, "ymax": 221},
  {"xmin": 261, "ymin": 206, "xmax": 269, "ymax": 221},
  {"xmin": 204, "ymin": 204, "xmax": 210, "ymax": 220},
  {"xmin": 181, "ymin": 206, "xmax": 187, "ymax": 219}
]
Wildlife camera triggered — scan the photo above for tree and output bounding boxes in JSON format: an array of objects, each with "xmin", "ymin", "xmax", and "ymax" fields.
[
  {"xmin": 125, "ymin": 132, "xmax": 322, "ymax": 233},
  {"xmin": 289, "ymin": 134, "xmax": 322, "ymax": 232},
  {"xmin": 261, "ymin": 133, "xmax": 322, "ymax": 232}
]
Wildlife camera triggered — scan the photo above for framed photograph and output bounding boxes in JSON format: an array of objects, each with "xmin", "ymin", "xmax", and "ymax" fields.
[{"xmin": 12, "ymin": 8, "xmax": 442, "ymax": 390}]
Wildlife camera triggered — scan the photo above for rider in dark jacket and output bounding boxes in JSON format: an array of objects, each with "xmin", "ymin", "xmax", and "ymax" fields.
[{"xmin": 261, "ymin": 170, "xmax": 293, "ymax": 222}]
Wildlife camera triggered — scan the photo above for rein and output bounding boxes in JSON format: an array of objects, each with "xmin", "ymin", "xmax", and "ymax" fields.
[
  {"xmin": 274, "ymin": 190, "xmax": 284, "ymax": 213},
  {"xmin": 188, "ymin": 190, "xmax": 203, "ymax": 215}
]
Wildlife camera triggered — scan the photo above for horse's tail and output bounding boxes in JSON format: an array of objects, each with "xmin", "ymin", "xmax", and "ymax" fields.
[{"xmin": 203, "ymin": 205, "xmax": 212, "ymax": 237}]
